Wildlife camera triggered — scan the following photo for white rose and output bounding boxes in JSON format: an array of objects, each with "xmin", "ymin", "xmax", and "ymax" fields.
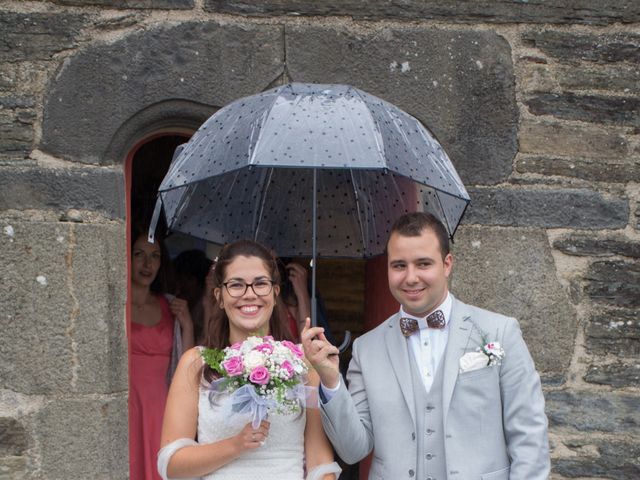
[
  {"xmin": 239, "ymin": 337, "xmax": 261, "ymax": 354},
  {"xmin": 459, "ymin": 351, "xmax": 488, "ymax": 373},
  {"xmin": 244, "ymin": 350, "xmax": 266, "ymax": 369},
  {"xmin": 273, "ymin": 344, "xmax": 291, "ymax": 358},
  {"xmin": 273, "ymin": 345, "xmax": 294, "ymax": 363}
]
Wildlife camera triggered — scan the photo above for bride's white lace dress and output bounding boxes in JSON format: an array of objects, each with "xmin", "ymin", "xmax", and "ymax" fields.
[{"xmin": 198, "ymin": 385, "xmax": 306, "ymax": 480}]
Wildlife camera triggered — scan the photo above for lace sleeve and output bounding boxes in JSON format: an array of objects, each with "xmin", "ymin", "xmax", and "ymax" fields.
[
  {"xmin": 306, "ymin": 461, "xmax": 342, "ymax": 480},
  {"xmin": 157, "ymin": 438, "xmax": 198, "ymax": 480}
]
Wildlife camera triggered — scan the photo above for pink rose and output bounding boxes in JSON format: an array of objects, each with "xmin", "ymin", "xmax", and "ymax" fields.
[
  {"xmin": 255, "ymin": 342, "xmax": 274, "ymax": 354},
  {"xmin": 221, "ymin": 356, "xmax": 244, "ymax": 376},
  {"xmin": 282, "ymin": 340, "xmax": 304, "ymax": 359},
  {"xmin": 263, "ymin": 335, "xmax": 274, "ymax": 342},
  {"xmin": 280, "ymin": 360, "xmax": 295, "ymax": 379},
  {"xmin": 230, "ymin": 342, "xmax": 242, "ymax": 351},
  {"xmin": 249, "ymin": 366, "xmax": 270, "ymax": 385}
]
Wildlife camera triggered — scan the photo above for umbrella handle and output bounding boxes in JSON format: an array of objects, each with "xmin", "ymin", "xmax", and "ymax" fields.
[{"xmin": 337, "ymin": 330, "xmax": 352, "ymax": 353}]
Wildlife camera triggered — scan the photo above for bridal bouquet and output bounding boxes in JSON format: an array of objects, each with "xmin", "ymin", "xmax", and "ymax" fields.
[{"xmin": 201, "ymin": 336, "xmax": 310, "ymax": 428}]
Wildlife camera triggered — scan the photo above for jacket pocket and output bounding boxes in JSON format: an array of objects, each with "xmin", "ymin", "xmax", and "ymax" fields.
[
  {"xmin": 481, "ymin": 466, "xmax": 510, "ymax": 479},
  {"xmin": 458, "ymin": 366, "xmax": 495, "ymax": 381}
]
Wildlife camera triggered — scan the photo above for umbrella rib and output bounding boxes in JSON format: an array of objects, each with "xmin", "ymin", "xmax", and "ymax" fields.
[
  {"xmin": 253, "ymin": 167, "xmax": 274, "ymax": 243},
  {"xmin": 166, "ymin": 186, "xmax": 194, "ymax": 234},
  {"xmin": 349, "ymin": 169, "xmax": 368, "ymax": 256},
  {"xmin": 158, "ymin": 165, "xmax": 257, "ymax": 195},
  {"xmin": 247, "ymin": 88, "xmax": 284, "ymax": 166},
  {"xmin": 386, "ymin": 169, "xmax": 470, "ymax": 202},
  {"xmin": 433, "ymin": 189, "xmax": 453, "ymax": 238},
  {"xmin": 351, "ymin": 87, "xmax": 386, "ymax": 161},
  {"xmin": 450, "ymin": 201, "xmax": 470, "ymax": 240}
]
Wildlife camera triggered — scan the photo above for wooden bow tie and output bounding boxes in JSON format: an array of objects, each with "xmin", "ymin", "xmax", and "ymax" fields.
[{"xmin": 400, "ymin": 310, "xmax": 445, "ymax": 337}]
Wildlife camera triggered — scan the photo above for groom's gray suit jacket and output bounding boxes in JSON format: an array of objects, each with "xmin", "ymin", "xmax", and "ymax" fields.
[{"xmin": 320, "ymin": 295, "xmax": 550, "ymax": 480}]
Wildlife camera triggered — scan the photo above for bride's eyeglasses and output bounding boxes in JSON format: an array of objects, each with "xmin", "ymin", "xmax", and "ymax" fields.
[{"xmin": 222, "ymin": 278, "xmax": 275, "ymax": 298}]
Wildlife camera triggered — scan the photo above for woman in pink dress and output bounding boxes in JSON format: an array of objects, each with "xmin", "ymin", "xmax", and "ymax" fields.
[{"xmin": 129, "ymin": 230, "xmax": 194, "ymax": 480}]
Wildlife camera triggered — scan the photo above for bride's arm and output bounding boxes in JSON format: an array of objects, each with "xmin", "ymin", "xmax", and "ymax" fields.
[
  {"xmin": 160, "ymin": 347, "xmax": 268, "ymax": 478},
  {"xmin": 304, "ymin": 368, "xmax": 340, "ymax": 480}
]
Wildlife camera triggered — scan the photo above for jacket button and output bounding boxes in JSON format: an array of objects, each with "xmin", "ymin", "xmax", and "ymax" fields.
[
  {"xmin": 426, "ymin": 453, "xmax": 433, "ymax": 460},
  {"xmin": 408, "ymin": 469, "xmax": 414, "ymax": 477},
  {"xmin": 411, "ymin": 432, "xmax": 416, "ymax": 440}
]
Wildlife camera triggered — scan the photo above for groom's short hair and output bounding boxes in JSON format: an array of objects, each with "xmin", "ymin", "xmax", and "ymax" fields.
[{"xmin": 389, "ymin": 212, "xmax": 450, "ymax": 259}]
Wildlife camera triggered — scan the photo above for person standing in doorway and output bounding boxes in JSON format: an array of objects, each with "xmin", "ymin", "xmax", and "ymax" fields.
[{"xmin": 129, "ymin": 226, "xmax": 194, "ymax": 480}]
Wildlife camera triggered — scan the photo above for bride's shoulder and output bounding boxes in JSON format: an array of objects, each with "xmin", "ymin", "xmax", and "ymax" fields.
[
  {"xmin": 175, "ymin": 347, "xmax": 206, "ymax": 379},
  {"xmin": 182, "ymin": 346, "xmax": 205, "ymax": 362}
]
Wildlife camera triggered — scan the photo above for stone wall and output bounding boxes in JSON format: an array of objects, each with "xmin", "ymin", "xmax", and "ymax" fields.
[{"xmin": 0, "ymin": 1, "xmax": 638, "ymax": 479}]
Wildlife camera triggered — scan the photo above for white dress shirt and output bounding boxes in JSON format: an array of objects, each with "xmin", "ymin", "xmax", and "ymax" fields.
[
  {"xmin": 402, "ymin": 292, "xmax": 452, "ymax": 393},
  {"xmin": 321, "ymin": 292, "xmax": 452, "ymax": 399}
]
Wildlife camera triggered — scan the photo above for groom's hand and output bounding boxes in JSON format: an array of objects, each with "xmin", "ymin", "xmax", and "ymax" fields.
[{"xmin": 301, "ymin": 318, "xmax": 340, "ymax": 388}]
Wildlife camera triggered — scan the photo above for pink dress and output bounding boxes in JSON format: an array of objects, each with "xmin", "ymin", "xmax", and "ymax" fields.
[{"xmin": 129, "ymin": 296, "xmax": 174, "ymax": 480}]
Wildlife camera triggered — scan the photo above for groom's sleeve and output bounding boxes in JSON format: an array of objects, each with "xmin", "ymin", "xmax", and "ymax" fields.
[
  {"xmin": 319, "ymin": 379, "xmax": 341, "ymax": 403},
  {"xmin": 500, "ymin": 317, "xmax": 551, "ymax": 480},
  {"xmin": 319, "ymin": 339, "xmax": 374, "ymax": 464}
]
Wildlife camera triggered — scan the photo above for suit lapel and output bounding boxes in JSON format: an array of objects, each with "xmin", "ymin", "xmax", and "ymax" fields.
[
  {"xmin": 385, "ymin": 314, "xmax": 417, "ymax": 427},
  {"xmin": 442, "ymin": 296, "xmax": 473, "ymax": 424}
]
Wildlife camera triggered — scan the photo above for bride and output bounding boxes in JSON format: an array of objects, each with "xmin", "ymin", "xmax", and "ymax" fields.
[{"xmin": 157, "ymin": 240, "xmax": 341, "ymax": 480}]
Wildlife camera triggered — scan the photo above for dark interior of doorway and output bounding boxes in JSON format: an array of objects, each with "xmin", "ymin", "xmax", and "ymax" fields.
[{"xmin": 131, "ymin": 134, "xmax": 189, "ymax": 229}]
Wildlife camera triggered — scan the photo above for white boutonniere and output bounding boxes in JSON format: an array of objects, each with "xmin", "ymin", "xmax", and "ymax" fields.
[{"xmin": 459, "ymin": 321, "xmax": 505, "ymax": 373}]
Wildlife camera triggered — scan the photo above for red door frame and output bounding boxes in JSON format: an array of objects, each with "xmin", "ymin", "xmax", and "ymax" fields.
[{"xmin": 123, "ymin": 130, "xmax": 192, "ymax": 477}]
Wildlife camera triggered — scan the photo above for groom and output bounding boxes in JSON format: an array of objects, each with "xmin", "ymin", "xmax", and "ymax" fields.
[{"xmin": 302, "ymin": 212, "xmax": 550, "ymax": 480}]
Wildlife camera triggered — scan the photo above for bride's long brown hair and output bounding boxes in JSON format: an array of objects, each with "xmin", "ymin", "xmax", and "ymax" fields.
[{"xmin": 201, "ymin": 240, "xmax": 293, "ymax": 380}]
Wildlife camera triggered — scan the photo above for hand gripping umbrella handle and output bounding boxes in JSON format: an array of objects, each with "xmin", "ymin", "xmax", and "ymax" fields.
[{"xmin": 313, "ymin": 295, "xmax": 351, "ymax": 354}]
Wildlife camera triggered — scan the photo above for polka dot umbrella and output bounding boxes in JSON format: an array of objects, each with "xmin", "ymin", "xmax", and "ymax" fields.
[{"xmin": 149, "ymin": 83, "xmax": 470, "ymax": 338}]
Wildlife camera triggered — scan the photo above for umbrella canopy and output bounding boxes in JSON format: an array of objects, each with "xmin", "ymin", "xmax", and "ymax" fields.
[{"xmin": 150, "ymin": 83, "xmax": 470, "ymax": 257}]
